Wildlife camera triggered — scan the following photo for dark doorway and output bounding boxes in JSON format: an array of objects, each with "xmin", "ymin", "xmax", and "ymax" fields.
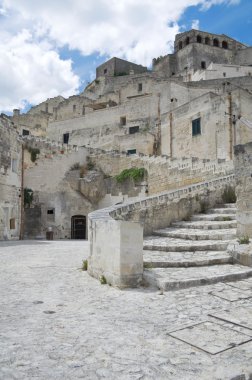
[{"xmin": 71, "ymin": 215, "xmax": 86, "ymax": 239}]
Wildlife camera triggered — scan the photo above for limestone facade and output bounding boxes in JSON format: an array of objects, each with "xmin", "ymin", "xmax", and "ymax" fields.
[{"xmin": 0, "ymin": 115, "xmax": 22, "ymax": 240}]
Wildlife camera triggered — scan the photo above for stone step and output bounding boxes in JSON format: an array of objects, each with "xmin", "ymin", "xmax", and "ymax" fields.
[
  {"xmin": 153, "ymin": 228, "xmax": 237, "ymax": 241},
  {"xmin": 143, "ymin": 265, "xmax": 252, "ymax": 291},
  {"xmin": 143, "ymin": 236, "xmax": 233, "ymax": 252},
  {"xmin": 191, "ymin": 213, "xmax": 236, "ymax": 222},
  {"xmin": 172, "ymin": 220, "xmax": 237, "ymax": 230},
  {"xmin": 216, "ymin": 203, "xmax": 236, "ymax": 209},
  {"xmin": 143, "ymin": 250, "xmax": 232, "ymax": 268},
  {"xmin": 207, "ymin": 208, "xmax": 236, "ymax": 215}
]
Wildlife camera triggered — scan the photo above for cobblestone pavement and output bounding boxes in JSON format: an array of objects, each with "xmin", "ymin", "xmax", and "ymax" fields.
[{"xmin": 1, "ymin": 240, "xmax": 252, "ymax": 380}]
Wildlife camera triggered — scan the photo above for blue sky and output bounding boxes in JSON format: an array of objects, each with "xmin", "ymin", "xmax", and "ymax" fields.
[{"xmin": 0, "ymin": 0, "xmax": 251, "ymax": 114}]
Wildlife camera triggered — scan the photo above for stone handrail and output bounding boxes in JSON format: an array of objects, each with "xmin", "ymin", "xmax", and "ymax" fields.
[{"xmin": 88, "ymin": 174, "xmax": 235, "ymax": 288}]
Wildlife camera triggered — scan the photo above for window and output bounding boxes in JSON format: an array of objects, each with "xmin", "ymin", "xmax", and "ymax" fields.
[
  {"xmin": 192, "ymin": 118, "xmax": 201, "ymax": 136},
  {"xmin": 127, "ymin": 149, "xmax": 137, "ymax": 155},
  {"xmin": 47, "ymin": 209, "xmax": 55, "ymax": 221},
  {"xmin": 10, "ymin": 218, "xmax": 15, "ymax": 230},
  {"xmin": 45, "ymin": 103, "xmax": 48, "ymax": 113},
  {"xmin": 197, "ymin": 35, "xmax": 202, "ymax": 43},
  {"xmin": 63, "ymin": 133, "xmax": 69, "ymax": 144},
  {"xmin": 129, "ymin": 126, "xmax": 139, "ymax": 134},
  {"xmin": 205, "ymin": 37, "xmax": 210, "ymax": 45},
  {"xmin": 222, "ymin": 41, "xmax": 228, "ymax": 49},
  {"xmin": 82, "ymin": 106, "xmax": 85, "ymax": 115},
  {"xmin": 120, "ymin": 116, "xmax": 126, "ymax": 126},
  {"xmin": 223, "ymin": 72, "xmax": 226, "ymax": 77},
  {"xmin": 201, "ymin": 61, "xmax": 206, "ymax": 69},
  {"xmin": 104, "ymin": 68, "xmax": 107, "ymax": 74},
  {"xmin": 178, "ymin": 41, "xmax": 183, "ymax": 50},
  {"xmin": 73, "ymin": 105, "xmax": 76, "ymax": 112},
  {"xmin": 22, "ymin": 129, "xmax": 30, "ymax": 136},
  {"xmin": 185, "ymin": 37, "xmax": 190, "ymax": 45},
  {"xmin": 213, "ymin": 38, "xmax": 219, "ymax": 47},
  {"xmin": 138, "ymin": 83, "xmax": 142, "ymax": 92}
]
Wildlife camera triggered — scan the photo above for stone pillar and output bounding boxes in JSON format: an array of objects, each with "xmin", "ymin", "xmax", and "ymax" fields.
[
  {"xmin": 234, "ymin": 142, "xmax": 252, "ymax": 237},
  {"xmin": 88, "ymin": 214, "xmax": 143, "ymax": 288}
]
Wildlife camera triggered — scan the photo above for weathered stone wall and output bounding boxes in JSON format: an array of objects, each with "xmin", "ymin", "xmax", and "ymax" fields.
[
  {"xmin": 89, "ymin": 150, "xmax": 234, "ymax": 195},
  {"xmin": 234, "ymin": 142, "xmax": 252, "ymax": 237},
  {"xmin": 0, "ymin": 116, "xmax": 22, "ymax": 240},
  {"xmin": 88, "ymin": 174, "xmax": 234, "ymax": 287},
  {"xmin": 96, "ymin": 57, "xmax": 147, "ymax": 78}
]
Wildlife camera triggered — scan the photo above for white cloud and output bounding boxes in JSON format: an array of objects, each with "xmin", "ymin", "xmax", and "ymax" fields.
[
  {"xmin": 0, "ymin": 0, "xmax": 240, "ymax": 112},
  {"xmin": 0, "ymin": 29, "xmax": 80, "ymax": 112}
]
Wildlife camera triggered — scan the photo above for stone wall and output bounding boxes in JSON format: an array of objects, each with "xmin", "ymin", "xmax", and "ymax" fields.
[
  {"xmin": 234, "ymin": 142, "xmax": 252, "ymax": 237},
  {"xmin": 89, "ymin": 150, "xmax": 234, "ymax": 195},
  {"xmin": 96, "ymin": 57, "xmax": 147, "ymax": 78},
  {"xmin": 88, "ymin": 174, "xmax": 235, "ymax": 287},
  {"xmin": 0, "ymin": 115, "xmax": 22, "ymax": 240}
]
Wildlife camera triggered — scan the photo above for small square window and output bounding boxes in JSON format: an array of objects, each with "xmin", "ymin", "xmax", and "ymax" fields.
[
  {"xmin": 192, "ymin": 118, "xmax": 201, "ymax": 136},
  {"xmin": 104, "ymin": 68, "xmax": 107, "ymax": 74},
  {"xmin": 47, "ymin": 209, "xmax": 55, "ymax": 221},
  {"xmin": 22, "ymin": 129, "xmax": 30, "ymax": 136},
  {"xmin": 138, "ymin": 83, "xmax": 142, "ymax": 92},
  {"xmin": 10, "ymin": 218, "xmax": 15, "ymax": 230},
  {"xmin": 127, "ymin": 149, "xmax": 137, "ymax": 155},
  {"xmin": 120, "ymin": 116, "xmax": 126, "ymax": 126},
  {"xmin": 129, "ymin": 126, "xmax": 139, "ymax": 134}
]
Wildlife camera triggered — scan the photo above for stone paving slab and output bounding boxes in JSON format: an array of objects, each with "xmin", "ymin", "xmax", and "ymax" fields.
[
  {"xmin": 172, "ymin": 220, "xmax": 237, "ymax": 230},
  {"xmin": 225, "ymin": 279, "xmax": 252, "ymax": 291},
  {"xmin": 143, "ymin": 250, "xmax": 232, "ymax": 267},
  {"xmin": 143, "ymin": 236, "xmax": 232, "ymax": 251},
  {"xmin": 209, "ymin": 305, "xmax": 252, "ymax": 331},
  {"xmin": 169, "ymin": 321, "xmax": 252, "ymax": 355},
  {"xmin": 153, "ymin": 227, "xmax": 237, "ymax": 241},
  {"xmin": 210, "ymin": 287, "xmax": 252, "ymax": 302},
  {"xmin": 1, "ymin": 240, "xmax": 252, "ymax": 380}
]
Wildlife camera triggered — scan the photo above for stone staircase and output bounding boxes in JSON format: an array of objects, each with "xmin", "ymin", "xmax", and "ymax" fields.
[{"xmin": 143, "ymin": 204, "xmax": 252, "ymax": 291}]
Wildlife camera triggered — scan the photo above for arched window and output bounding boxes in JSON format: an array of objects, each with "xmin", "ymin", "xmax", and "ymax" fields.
[
  {"xmin": 178, "ymin": 41, "xmax": 183, "ymax": 50},
  {"xmin": 197, "ymin": 35, "xmax": 202, "ymax": 43},
  {"xmin": 222, "ymin": 41, "xmax": 228, "ymax": 49},
  {"xmin": 205, "ymin": 37, "xmax": 210, "ymax": 45},
  {"xmin": 185, "ymin": 37, "xmax": 190, "ymax": 45},
  {"xmin": 213, "ymin": 38, "xmax": 219, "ymax": 47}
]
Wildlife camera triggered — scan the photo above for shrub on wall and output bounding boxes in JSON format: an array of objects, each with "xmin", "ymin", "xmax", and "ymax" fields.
[{"xmin": 115, "ymin": 168, "xmax": 146, "ymax": 183}]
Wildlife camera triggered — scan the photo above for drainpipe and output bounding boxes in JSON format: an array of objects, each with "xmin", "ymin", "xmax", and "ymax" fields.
[
  {"xmin": 19, "ymin": 143, "xmax": 24, "ymax": 240},
  {"xmin": 228, "ymin": 92, "xmax": 233, "ymax": 160},
  {"xmin": 169, "ymin": 112, "xmax": 173, "ymax": 157}
]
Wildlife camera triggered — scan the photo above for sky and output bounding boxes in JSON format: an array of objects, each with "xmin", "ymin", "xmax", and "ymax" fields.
[{"xmin": 0, "ymin": 0, "xmax": 251, "ymax": 114}]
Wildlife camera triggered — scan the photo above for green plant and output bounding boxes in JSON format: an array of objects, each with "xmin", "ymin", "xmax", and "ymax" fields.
[
  {"xmin": 222, "ymin": 216, "xmax": 232, "ymax": 221},
  {"xmin": 24, "ymin": 188, "xmax": 33, "ymax": 207},
  {"xmin": 79, "ymin": 164, "xmax": 87, "ymax": 178},
  {"xmin": 81, "ymin": 259, "xmax": 88, "ymax": 271},
  {"xmin": 144, "ymin": 262, "xmax": 153, "ymax": 269},
  {"xmin": 183, "ymin": 212, "xmax": 192, "ymax": 221},
  {"xmin": 28, "ymin": 147, "xmax": 40, "ymax": 162},
  {"xmin": 238, "ymin": 235, "xmax": 250, "ymax": 244},
  {"xmin": 222, "ymin": 186, "xmax": 237, "ymax": 204},
  {"xmin": 100, "ymin": 275, "xmax": 107, "ymax": 284},
  {"xmin": 115, "ymin": 167, "xmax": 146, "ymax": 183},
  {"xmin": 87, "ymin": 161, "xmax": 95, "ymax": 170}
]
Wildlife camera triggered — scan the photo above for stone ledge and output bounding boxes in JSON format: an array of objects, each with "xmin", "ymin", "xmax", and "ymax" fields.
[{"xmin": 228, "ymin": 242, "xmax": 252, "ymax": 267}]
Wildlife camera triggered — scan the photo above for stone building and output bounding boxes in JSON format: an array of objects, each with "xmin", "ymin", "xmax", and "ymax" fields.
[
  {"xmin": 0, "ymin": 115, "xmax": 22, "ymax": 240},
  {"xmin": 2, "ymin": 29, "xmax": 252, "ymax": 240}
]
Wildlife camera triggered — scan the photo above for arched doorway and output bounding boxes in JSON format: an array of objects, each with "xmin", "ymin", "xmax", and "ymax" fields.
[{"xmin": 71, "ymin": 215, "xmax": 86, "ymax": 239}]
